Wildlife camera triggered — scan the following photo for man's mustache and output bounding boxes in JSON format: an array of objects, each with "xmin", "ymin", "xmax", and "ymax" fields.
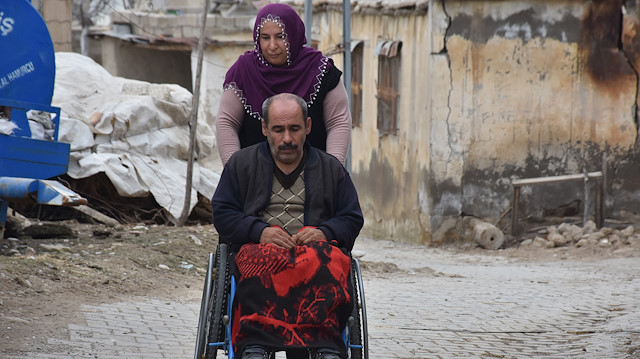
[{"xmin": 278, "ymin": 143, "xmax": 298, "ymax": 151}]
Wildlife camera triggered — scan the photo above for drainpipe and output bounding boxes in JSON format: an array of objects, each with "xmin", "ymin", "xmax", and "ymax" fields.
[
  {"xmin": 343, "ymin": 0, "xmax": 352, "ymax": 173},
  {"xmin": 305, "ymin": 0, "xmax": 352, "ymax": 172},
  {"xmin": 304, "ymin": 0, "xmax": 312, "ymax": 45}
]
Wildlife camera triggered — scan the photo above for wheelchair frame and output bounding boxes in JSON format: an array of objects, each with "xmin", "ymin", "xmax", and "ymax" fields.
[{"xmin": 194, "ymin": 243, "xmax": 369, "ymax": 359}]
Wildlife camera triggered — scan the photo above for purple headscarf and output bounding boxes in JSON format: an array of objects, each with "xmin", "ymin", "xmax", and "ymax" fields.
[{"xmin": 223, "ymin": 3, "xmax": 332, "ymax": 120}]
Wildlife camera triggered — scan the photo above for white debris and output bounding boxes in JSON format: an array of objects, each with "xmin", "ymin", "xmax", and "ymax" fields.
[
  {"xmin": 189, "ymin": 234, "xmax": 202, "ymax": 246},
  {"xmin": 52, "ymin": 52, "xmax": 221, "ymax": 223},
  {"xmin": 0, "ymin": 117, "xmax": 18, "ymax": 135}
]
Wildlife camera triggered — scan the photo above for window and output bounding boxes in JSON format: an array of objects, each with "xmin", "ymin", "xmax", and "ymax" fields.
[
  {"xmin": 350, "ymin": 41, "xmax": 364, "ymax": 127},
  {"xmin": 375, "ymin": 40, "xmax": 402, "ymax": 135}
]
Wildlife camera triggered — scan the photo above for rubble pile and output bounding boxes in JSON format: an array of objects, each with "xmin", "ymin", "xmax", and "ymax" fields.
[{"xmin": 522, "ymin": 220, "xmax": 640, "ymax": 249}]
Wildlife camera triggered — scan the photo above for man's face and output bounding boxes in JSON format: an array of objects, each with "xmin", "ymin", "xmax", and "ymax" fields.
[{"xmin": 262, "ymin": 98, "xmax": 311, "ymax": 169}]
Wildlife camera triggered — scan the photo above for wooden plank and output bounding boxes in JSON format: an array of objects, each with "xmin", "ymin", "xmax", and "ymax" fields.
[{"xmin": 74, "ymin": 205, "xmax": 120, "ymax": 227}]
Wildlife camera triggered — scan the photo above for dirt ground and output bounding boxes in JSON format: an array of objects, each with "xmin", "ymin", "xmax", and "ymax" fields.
[
  {"xmin": 1, "ymin": 219, "xmax": 639, "ymax": 355},
  {"xmin": 0, "ymin": 221, "xmax": 216, "ymax": 355}
]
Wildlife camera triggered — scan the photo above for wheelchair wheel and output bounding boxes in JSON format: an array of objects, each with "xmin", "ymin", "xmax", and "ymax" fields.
[
  {"xmin": 194, "ymin": 252, "xmax": 215, "ymax": 359},
  {"xmin": 194, "ymin": 243, "xmax": 230, "ymax": 359},
  {"xmin": 348, "ymin": 258, "xmax": 368, "ymax": 359},
  {"xmin": 205, "ymin": 243, "xmax": 230, "ymax": 359}
]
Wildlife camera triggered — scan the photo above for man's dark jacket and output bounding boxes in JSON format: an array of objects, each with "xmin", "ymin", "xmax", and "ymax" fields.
[{"xmin": 211, "ymin": 142, "xmax": 363, "ymax": 252}]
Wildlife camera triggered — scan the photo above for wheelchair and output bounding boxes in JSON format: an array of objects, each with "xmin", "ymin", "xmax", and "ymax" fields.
[{"xmin": 194, "ymin": 242, "xmax": 369, "ymax": 359}]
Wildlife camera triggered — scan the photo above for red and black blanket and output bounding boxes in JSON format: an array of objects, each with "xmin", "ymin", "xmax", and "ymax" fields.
[{"xmin": 232, "ymin": 240, "xmax": 353, "ymax": 357}]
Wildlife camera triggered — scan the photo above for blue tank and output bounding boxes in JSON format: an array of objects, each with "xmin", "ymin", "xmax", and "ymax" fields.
[
  {"xmin": 0, "ymin": 0, "xmax": 68, "ymax": 179},
  {"xmin": 0, "ymin": 1, "xmax": 86, "ymax": 244},
  {"xmin": 0, "ymin": 0, "xmax": 56, "ymax": 106}
]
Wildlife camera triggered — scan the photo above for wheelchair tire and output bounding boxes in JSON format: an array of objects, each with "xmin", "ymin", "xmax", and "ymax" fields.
[
  {"xmin": 349, "ymin": 258, "xmax": 368, "ymax": 359},
  {"xmin": 204, "ymin": 243, "xmax": 230, "ymax": 359},
  {"xmin": 195, "ymin": 252, "xmax": 215, "ymax": 359}
]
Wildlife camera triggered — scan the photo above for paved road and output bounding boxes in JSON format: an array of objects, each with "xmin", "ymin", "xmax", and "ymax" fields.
[{"xmin": 9, "ymin": 238, "xmax": 640, "ymax": 358}]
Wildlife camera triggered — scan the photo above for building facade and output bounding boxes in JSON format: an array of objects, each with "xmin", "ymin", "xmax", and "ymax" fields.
[
  {"xmin": 309, "ymin": 0, "xmax": 640, "ymax": 244},
  {"xmin": 100, "ymin": 0, "xmax": 640, "ymax": 245}
]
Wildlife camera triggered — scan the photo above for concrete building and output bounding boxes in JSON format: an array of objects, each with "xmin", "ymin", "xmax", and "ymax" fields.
[
  {"xmin": 92, "ymin": 0, "xmax": 640, "ymax": 245},
  {"xmin": 309, "ymin": 0, "xmax": 640, "ymax": 245}
]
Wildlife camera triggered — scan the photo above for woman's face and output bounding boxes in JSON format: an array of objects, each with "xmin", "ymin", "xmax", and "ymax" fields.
[{"xmin": 259, "ymin": 21, "xmax": 288, "ymax": 66}]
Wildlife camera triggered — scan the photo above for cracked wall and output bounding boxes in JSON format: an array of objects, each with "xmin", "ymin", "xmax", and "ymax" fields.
[
  {"xmin": 622, "ymin": 0, "xmax": 640, "ymax": 138},
  {"xmin": 436, "ymin": 0, "xmax": 640, "ymax": 240}
]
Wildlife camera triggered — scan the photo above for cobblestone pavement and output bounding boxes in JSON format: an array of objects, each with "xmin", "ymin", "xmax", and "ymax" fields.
[{"xmin": 8, "ymin": 238, "xmax": 640, "ymax": 359}]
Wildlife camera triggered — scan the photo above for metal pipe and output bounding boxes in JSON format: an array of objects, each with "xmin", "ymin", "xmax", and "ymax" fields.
[
  {"xmin": 343, "ymin": 0, "xmax": 352, "ymax": 173},
  {"xmin": 304, "ymin": 0, "xmax": 312, "ymax": 46},
  {"xmin": 583, "ymin": 168, "xmax": 589, "ymax": 226},
  {"xmin": 511, "ymin": 187, "xmax": 520, "ymax": 236},
  {"xmin": 596, "ymin": 178, "xmax": 603, "ymax": 228},
  {"xmin": 0, "ymin": 177, "xmax": 39, "ymax": 199}
]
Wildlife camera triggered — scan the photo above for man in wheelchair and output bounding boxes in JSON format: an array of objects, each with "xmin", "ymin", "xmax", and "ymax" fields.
[{"xmin": 211, "ymin": 93, "xmax": 364, "ymax": 359}]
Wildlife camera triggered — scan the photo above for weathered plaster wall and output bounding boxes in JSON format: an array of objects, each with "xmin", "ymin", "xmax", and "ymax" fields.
[
  {"xmin": 437, "ymin": 0, "xmax": 640, "ymax": 240},
  {"xmin": 616, "ymin": 0, "xmax": 640, "ymax": 213},
  {"xmin": 314, "ymin": 0, "xmax": 640, "ymax": 245},
  {"xmin": 314, "ymin": 10, "xmax": 432, "ymax": 243}
]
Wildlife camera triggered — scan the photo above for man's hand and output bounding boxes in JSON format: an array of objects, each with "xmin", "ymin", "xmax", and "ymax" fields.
[
  {"xmin": 292, "ymin": 227, "xmax": 327, "ymax": 246},
  {"xmin": 259, "ymin": 226, "xmax": 297, "ymax": 249}
]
